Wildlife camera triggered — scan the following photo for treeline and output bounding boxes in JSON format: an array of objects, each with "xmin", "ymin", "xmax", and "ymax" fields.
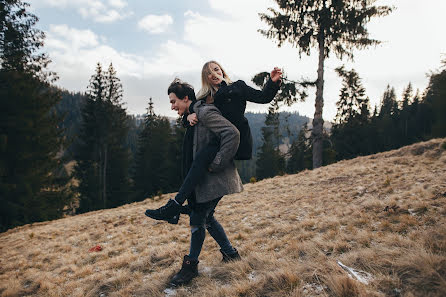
[
  {"xmin": 1, "ymin": 0, "xmax": 73, "ymax": 231},
  {"xmin": 255, "ymin": 63, "xmax": 446, "ymax": 180}
]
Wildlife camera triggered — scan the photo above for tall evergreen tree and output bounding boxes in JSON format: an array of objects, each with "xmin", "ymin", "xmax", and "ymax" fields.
[
  {"xmin": 103, "ymin": 63, "xmax": 131, "ymax": 207},
  {"xmin": 399, "ymin": 83, "xmax": 414, "ymax": 145},
  {"xmin": 331, "ymin": 67, "xmax": 372, "ymax": 159},
  {"xmin": 287, "ymin": 123, "xmax": 312, "ymax": 174},
  {"xmin": 74, "ymin": 63, "xmax": 130, "ymax": 212},
  {"xmin": 333, "ymin": 66, "xmax": 368, "ymax": 125},
  {"xmin": 0, "ymin": 0, "xmax": 72, "ymax": 231},
  {"xmin": 132, "ymin": 98, "xmax": 173, "ymax": 200},
  {"xmin": 377, "ymin": 85, "xmax": 399, "ymax": 151},
  {"xmin": 167, "ymin": 117, "xmax": 186, "ymax": 190},
  {"xmin": 256, "ymin": 101, "xmax": 285, "ymax": 180},
  {"xmin": 424, "ymin": 62, "xmax": 446, "ymax": 137},
  {"xmin": 259, "ymin": 0, "xmax": 392, "ymax": 168}
]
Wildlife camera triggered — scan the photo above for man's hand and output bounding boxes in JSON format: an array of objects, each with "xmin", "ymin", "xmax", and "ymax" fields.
[
  {"xmin": 270, "ymin": 67, "xmax": 283, "ymax": 83},
  {"xmin": 187, "ymin": 113, "xmax": 198, "ymax": 126}
]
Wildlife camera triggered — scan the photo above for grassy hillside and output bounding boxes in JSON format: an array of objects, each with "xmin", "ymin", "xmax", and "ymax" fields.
[{"xmin": 1, "ymin": 138, "xmax": 445, "ymax": 297}]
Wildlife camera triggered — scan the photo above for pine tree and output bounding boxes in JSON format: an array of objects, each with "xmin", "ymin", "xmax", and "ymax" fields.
[
  {"xmin": 74, "ymin": 63, "xmax": 130, "ymax": 212},
  {"xmin": 287, "ymin": 123, "xmax": 312, "ymax": 174},
  {"xmin": 377, "ymin": 85, "xmax": 399, "ymax": 151},
  {"xmin": 132, "ymin": 98, "xmax": 173, "ymax": 200},
  {"xmin": 333, "ymin": 66, "xmax": 368, "ymax": 125},
  {"xmin": 259, "ymin": 0, "xmax": 392, "ymax": 168},
  {"xmin": 399, "ymin": 83, "xmax": 413, "ymax": 145},
  {"xmin": 103, "ymin": 63, "xmax": 131, "ymax": 207},
  {"xmin": 256, "ymin": 102, "xmax": 285, "ymax": 180},
  {"xmin": 331, "ymin": 67, "xmax": 372, "ymax": 159},
  {"xmin": 0, "ymin": 0, "xmax": 72, "ymax": 231},
  {"xmin": 167, "ymin": 117, "xmax": 186, "ymax": 190},
  {"xmin": 424, "ymin": 62, "xmax": 446, "ymax": 137}
]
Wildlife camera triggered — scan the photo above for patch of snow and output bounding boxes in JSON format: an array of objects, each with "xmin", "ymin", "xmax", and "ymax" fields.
[
  {"xmin": 248, "ymin": 271, "xmax": 259, "ymax": 281},
  {"xmin": 302, "ymin": 283, "xmax": 325, "ymax": 295},
  {"xmin": 199, "ymin": 266, "xmax": 212, "ymax": 275},
  {"xmin": 164, "ymin": 288, "xmax": 177, "ymax": 297},
  {"xmin": 337, "ymin": 260, "xmax": 373, "ymax": 285}
]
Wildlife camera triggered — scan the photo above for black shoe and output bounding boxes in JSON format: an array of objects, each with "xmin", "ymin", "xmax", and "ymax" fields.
[
  {"xmin": 180, "ymin": 204, "xmax": 191, "ymax": 215},
  {"xmin": 169, "ymin": 255, "xmax": 199, "ymax": 287},
  {"xmin": 145, "ymin": 199, "xmax": 181, "ymax": 224},
  {"xmin": 220, "ymin": 248, "xmax": 241, "ymax": 262}
]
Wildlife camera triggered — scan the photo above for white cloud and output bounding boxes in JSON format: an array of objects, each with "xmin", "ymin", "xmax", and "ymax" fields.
[
  {"xmin": 108, "ymin": 0, "xmax": 127, "ymax": 9},
  {"xmin": 40, "ymin": 0, "xmax": 71, "ymax": 7},
  {"xmin": 143, "ymin": 40, "xmax": 203, "ymax": 75},
  {"xmin": 45, "ymin": 24, "xmax": 143, "ymax": 93},
  {"xmin": 40, "ymin": 0, "xmax": 130, "ymax": 23},
  {"xmin": 47, "ymin": 25, "xmax": 99, "ymax": 50},
  {"xmin": 138, "ymin": 14, "xmax": 173, "ymax": 34}
]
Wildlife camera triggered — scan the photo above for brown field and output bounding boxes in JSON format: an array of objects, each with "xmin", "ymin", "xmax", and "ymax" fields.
[{"xmin": 1, "ymin": 138, "xmax": 445, "ymax": 297}]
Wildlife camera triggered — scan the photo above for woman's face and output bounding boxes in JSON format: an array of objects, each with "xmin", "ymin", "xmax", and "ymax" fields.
[{"xmin": 207, "ymin": 62, "xmax": 223, "ymax": 86}]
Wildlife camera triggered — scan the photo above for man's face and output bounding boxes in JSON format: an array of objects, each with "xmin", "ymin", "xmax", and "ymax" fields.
[{"xmin": 169, "ymin": 92, "xmax": 189, "ymax": 116}]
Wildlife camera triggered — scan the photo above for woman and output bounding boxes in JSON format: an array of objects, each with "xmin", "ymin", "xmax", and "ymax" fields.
[{"xmin": 192, "ymin": 61, "xmax": 282, "ymax": 160}]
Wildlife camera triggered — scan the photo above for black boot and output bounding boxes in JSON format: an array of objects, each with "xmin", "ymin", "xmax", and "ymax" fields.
[
  {"xmin": 169, "ymin": 255, "xmax": 199, "ymax": 287},
  {"xmin": 180, "ymin": 204, "xmax": 191, "ymax": 215},
  {"xmin": 145, "ymin": 199, "xmax": 181, "ymax": 224},
  {"xmin": 220, "ymin": 248, "xmax": 241, "ymax": 262}
]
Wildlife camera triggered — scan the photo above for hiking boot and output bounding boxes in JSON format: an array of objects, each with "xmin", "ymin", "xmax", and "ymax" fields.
[
  {"xmin": 220, "ymin": 248, "xmax": 241, "ymax": 262},
  {"xmin": 145, "ymin": 199, "xmax": 181, "ymax": 224},
  {"xmin": 180, "ymin": 204, "xmax": 191, "ymax": 215},
  {"xmin": 169, "ymin": 255, "xmax": 199, "ymax": 287}
]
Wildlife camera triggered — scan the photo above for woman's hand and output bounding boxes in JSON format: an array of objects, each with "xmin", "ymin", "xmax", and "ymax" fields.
[
  {"xmin": 270, "ymin": 67, "xmax": 283, "ymax": 83},
  {"xmin": 187, "ymin": 113, "xmax": 198, "ymax": 126}
]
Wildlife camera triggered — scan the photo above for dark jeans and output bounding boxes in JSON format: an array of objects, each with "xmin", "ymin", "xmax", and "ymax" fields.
[
  {"xmin": 188, "ymin": 197, "xmax": 235, "ymax": 260},
  {"xmin": 175, "ymin": 144, "xmax": 219, "ymax": 205}
]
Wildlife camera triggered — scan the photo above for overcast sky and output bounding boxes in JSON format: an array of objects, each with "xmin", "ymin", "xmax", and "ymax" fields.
[{"xmin": 30, "ymin": 0, "xmax": 446, "ymax": 121}]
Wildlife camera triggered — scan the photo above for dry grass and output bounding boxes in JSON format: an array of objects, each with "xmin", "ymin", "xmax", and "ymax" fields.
[{"xmin": 1, "ymin": 138, "xmax": 446, "ymax": 297}]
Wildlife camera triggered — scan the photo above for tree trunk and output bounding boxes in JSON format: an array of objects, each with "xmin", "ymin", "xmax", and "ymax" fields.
[
  {"xmin": 103, "ymin": 144, "xmax": 107, "ymax": 209},
  {"xmin": 98, "ymin": 148, "xmax": 103, "ymax": 209},
  {"xmin": 312, "ymin": 32, "xmax": 325, "ymax": 169}
]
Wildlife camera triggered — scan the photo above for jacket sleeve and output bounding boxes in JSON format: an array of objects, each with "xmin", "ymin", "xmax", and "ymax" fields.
[
  {"xmin": 195, "ymin": 105, "xmax": 240, "ymax": 172},
  {"xmin": 241, "ymin": 78, "xmax": 280, "ymax": 104}
]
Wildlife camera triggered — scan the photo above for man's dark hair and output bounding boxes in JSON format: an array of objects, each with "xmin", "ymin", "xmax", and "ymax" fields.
[{"xmin": 168, "ymin": 78, "xmax": 196, "ymax": 101}]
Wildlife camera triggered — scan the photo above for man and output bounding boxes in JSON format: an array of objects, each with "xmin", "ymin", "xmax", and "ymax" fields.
[{"xmin": 145, "ymin": 79, "xmax": 243, "ymax": 286}]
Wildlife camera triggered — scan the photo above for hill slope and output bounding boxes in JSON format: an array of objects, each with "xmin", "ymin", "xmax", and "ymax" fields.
[{"xmin": 1, "ymin": 139, "xmax": 445, "ymax": 297}]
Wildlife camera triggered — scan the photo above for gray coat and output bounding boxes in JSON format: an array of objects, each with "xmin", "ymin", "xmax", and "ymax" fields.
[{"xmin": 192, "ymin": 100, "xmax": 243, "ymax": 203}]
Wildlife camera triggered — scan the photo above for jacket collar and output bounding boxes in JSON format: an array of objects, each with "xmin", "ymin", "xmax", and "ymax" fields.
[{"xmin": 188, "ymin": 100, "xmax": 197, "ymax": 114}]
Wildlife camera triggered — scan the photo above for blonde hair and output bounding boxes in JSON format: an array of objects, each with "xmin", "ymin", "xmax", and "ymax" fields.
[{"xmin": 196, "ymin": 60, "xmax": 232, "ymax": 100}]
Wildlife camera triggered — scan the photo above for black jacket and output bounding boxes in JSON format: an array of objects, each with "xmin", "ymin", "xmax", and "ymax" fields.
[{"xmin": 213, "ymin": 78, "xmax": 280, "ymax": 160}]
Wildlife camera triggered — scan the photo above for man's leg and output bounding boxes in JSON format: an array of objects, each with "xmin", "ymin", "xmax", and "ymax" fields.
[
  {"xmin": 205, "ymin": 211, "xmax": 240, "ymax": 262},
  {"xmin": 169, "ymin": 198, "xmax": 219, "ymax": 286}
]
